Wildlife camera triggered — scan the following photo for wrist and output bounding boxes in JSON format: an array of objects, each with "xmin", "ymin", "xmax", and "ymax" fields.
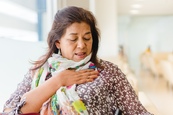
[{"xmin": 52, "ymin": 73, "xmax": 63, "ymax": 90}]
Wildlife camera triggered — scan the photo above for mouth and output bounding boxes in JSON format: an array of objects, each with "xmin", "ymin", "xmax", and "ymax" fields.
[{"xmin": 75, "ymin": 52, "xmax": 86, "ymax": 58}]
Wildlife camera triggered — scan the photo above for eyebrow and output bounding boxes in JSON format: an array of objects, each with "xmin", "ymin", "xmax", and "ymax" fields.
[
  {"xmin": 85, "ymin": 32, "xmax": 91, "ymax": 35},
  {"xmin": 69, "ymin": 32, "xmax": 91, "ymax": 35}
]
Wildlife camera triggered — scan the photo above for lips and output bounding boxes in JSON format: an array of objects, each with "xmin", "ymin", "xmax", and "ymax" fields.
[
  {"xmin": 75, "ymin": 52, "xmax": 86, "ymax": 58},
  {"xmin": 75, "ymin": 52, "xmax": 86, "ymax": 55}
]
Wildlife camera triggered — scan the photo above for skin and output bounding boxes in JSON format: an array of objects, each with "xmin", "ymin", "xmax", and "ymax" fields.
[
  {"xmin": 55, "ymin": 22, "xmax": 93, "ymax": 62},
  {"xmin": 4, "ymin": 22, "xmax": 99, "ymax": 113}
]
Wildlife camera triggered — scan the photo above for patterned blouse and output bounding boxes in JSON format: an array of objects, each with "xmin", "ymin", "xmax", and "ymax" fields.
[{"xmin": 3, "ymin": 59, "xmax": 153, "ymax": 115}]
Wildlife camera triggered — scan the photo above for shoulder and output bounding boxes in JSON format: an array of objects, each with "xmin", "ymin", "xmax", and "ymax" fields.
[
  {"xmin": 99, "ymin": 59, "xmax": 126, "ymax": 81},
  {"xmin": 99, "ymin": 59, "xmax": 122, "ymax": 74},
  {"xmin": 99, "ymin": 59, "xmax": 117, "ymax": 68}
]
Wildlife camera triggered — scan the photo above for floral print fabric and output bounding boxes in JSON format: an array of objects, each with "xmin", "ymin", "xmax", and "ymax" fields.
[
  {"xmin": 77, "ymin": 60, "xmax": 153, "ymax": 115},
  {"xmin": 32, "ymin": 53, "xmax": 94, "ymax": 115},
  {"xmin": 3, "ymin": 59, "xmax": 153, "ymax": 115}
]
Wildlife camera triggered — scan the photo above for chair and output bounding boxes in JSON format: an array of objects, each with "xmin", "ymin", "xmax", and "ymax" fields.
[
  {"xmin": 160, "ymin": 60, "xmax": 173, "ymax": 92},
  {"xmin": 168, "ymin": 53, "xmax": 173, "ymax": 63},
  {"xmin": 147, "ymin": 53, "xmax": 162, "ymax": 80},
  {"xmin": 140, "ymin": 52, "xmax": 150, "ymax": 70}
]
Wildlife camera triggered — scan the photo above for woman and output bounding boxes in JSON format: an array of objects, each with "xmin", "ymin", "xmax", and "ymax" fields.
[{"xmin": 3, "ymin": 6, "xmax": 153, "ymax": 115}]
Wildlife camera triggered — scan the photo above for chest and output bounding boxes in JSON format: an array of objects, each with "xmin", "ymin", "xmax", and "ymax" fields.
[{"xmin": 76, "ymin": 73, "xmax": 110, "ymax": 105}]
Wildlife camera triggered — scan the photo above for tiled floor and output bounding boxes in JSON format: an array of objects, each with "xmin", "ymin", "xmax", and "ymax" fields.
[{"xmin": 136, "ymin": 68, "xmax": 173, "ymax": 115}]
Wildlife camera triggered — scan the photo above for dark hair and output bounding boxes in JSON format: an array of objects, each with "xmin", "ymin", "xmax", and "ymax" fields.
[{"xmin": 31, "ymin": 6, "xmax": 102, "ymax": 70}]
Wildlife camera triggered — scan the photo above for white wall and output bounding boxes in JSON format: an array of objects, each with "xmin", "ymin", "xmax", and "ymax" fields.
[
  {"xmin": 66, "ymin": 0, "xmax": 89, "ymax": 10},
  {"xmin": 118, "ymin": 15, "xmax": 173, "ymax": 72},
  {"xmin": 90, "ymin": 0, "xmax": 119, "ymax": 57},
  {"xmin": 0, "ymin": 38, "xmax": 47, "ymax": 111}
]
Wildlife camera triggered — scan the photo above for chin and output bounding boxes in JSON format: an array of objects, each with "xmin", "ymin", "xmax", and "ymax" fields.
[
  {"xmin": 75, "ymin": 59, "xmax": 83, "ymax": 62},
  {"xmin": 75, "ymin": 57, "xmax": 86, "ymax": 62}
]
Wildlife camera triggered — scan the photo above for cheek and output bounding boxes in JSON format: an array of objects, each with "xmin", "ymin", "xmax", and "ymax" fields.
[
  {"xmin": 66, "ymin": 44, "xmax": 76, "ymax": 55},
  {"xmin": 88, "ymin": 42, "xmax": 93, "ymax": 51}
]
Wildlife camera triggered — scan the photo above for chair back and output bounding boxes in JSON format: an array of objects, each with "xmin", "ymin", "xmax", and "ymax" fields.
[{"xmin": 160, "ymin": 60, "xmax": 173, "ymax": 84}]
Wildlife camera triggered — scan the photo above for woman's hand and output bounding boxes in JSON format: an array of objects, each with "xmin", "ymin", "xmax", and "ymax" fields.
[
  {"xmin": 18, "ymin": 69, "xmax": 98, "ymax": 113},
  {"xmin": 55, "ymin": 69, "xmax": 99, "ymax": 87}
]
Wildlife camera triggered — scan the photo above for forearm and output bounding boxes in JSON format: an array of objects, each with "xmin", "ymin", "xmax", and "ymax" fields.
[
  {"xmin": 20, "ymin": 75, "xmax": 62, "ymax": 113},
  {"xmin": 4, "ymin": 69, "xmax": 98, "ymax": 114},
  {"xmin": 3, "ymin": 108, "xmax": 13, "ymax": 113}
]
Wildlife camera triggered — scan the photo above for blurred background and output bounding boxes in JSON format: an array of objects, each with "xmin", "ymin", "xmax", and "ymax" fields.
[{"xmin": 0, "ymin": 0, "xmax": 173, "ymax": 114}]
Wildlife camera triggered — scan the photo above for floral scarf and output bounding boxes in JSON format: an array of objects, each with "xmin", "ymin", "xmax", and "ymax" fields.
[{"xmin": 31, "ymin": 53, "xmax": 96, "ymax": 115}]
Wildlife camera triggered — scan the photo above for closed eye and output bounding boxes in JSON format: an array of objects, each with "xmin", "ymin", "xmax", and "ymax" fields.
[
  {"xmin": 69, "ymin": 39, "xmax": 77, "ymax": 41},
  {"xmin": 84, "ymin": 38, "xmax": 91, "ymax": 41}
]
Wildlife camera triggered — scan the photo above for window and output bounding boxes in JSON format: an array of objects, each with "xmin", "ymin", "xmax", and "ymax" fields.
[{"xmin": 0, "ymin": 0, "xmax": 46, "ymax": 41}]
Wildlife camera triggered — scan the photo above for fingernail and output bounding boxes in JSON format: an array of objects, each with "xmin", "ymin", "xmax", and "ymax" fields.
[
  {"xmin": 93, "ymin": 79, "xmax": 95, "ymax": 81},
  {"xmin": 97, "ymin": 75, "xmax": 99, "ymax": 76},
  {"xmin": 97, "ymin": 70, "xmax": 100, "ymax": 72}
]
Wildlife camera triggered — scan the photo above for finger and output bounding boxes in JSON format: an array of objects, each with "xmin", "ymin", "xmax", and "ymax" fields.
[
  {"xmin": 85, "ymin": 75, "xmax": 90, "ymax": 80},
  {"xmin": 77, "ymin": 69, "xmax": 95, "ymax": 73},
  {"xmin": 77, "ymin": 79, "xmax": 86, "ymax": 84},
  {"xmin": 75, "ymin": 69, "xmax": 99, "ymax": 81},
  {"xmin": 88, "ymin": 74, "xmax": 99, "ymax": 79},
  {"xmin": 81, "ymin": 70, "xmax": 99, "ymax": 75},
  {"xmin": 75, "ymin": 74, "xmax": 88, "ymax": 81},
  {"xmin": 84, "ymin": 70, "xmax": 99, "ymax": 76},
  {"xmin": 77, "ymin": 78, "xmax": 93, "ymax": 84},
  {"xmin": 82, "ymin": 73, "xmax": 98, "ymax": 82},
  {"xmin": 87, "ymin": 79, "xmax": 94, "ymax": 82},
  {"xmin": 90, "ymin": 70, "xmax": 99, "ymax": 75}
]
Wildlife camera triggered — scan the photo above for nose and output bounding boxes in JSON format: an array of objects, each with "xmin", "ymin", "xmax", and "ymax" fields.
[{"xmin": 77, "ymin": 39, "xmax": 86, "ymax": 49}]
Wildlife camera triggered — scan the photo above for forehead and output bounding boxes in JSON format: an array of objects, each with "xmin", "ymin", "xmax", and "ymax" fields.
[{"xmin": 65, "ymin": 22, "xmax": 91, "ymax": 34}]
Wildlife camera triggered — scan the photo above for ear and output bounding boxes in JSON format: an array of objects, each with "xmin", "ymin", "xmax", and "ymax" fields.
[{"xmin": 55, "ymin": 40, "xmax": 61, "ymax": 49}]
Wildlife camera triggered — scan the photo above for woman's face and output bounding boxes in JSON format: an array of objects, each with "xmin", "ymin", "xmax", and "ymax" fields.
[{"xmin": 55, "ymin": 22, "xmax": 93, "ymax": 62}]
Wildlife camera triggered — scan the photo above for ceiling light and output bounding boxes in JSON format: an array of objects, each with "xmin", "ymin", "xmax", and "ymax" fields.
[
  {"xmin": 130, "ymin": 10, "xmax": 140, "ymax": 14},
  {"xmin": 132, "ymin": 4, "xmax": 142, "ymax": 8}
]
